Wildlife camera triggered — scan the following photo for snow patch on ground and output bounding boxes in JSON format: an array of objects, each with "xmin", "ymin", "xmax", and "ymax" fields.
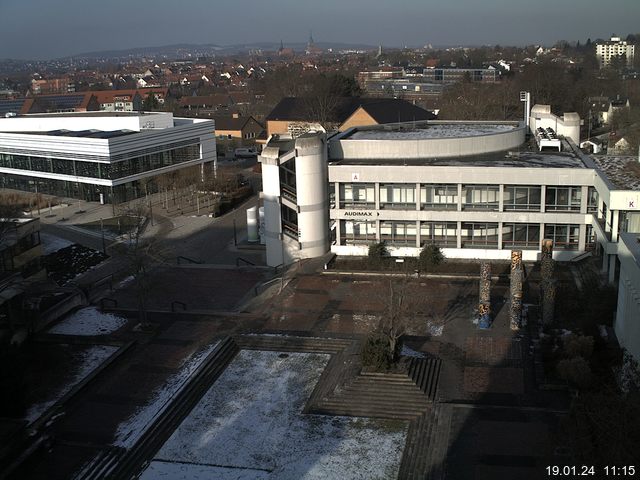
[
  {"xmin": 141, "ymin": 350, "xmax": 407, "ymax": 480},
  {"xmin": 113, "ymin": 341, "xmax": 220, "ymax": 448},
  {"xmin": 48, "ymin": 307, "xmax": 128, "ymax": 336},
  {"xmin": 140, "ymin": 461, "xmax": 270, "ymax": 480},
  {"xmin": 116, "ymin": 276, "xmax": 135, "ymax": 288},
  {"xmin": 24, "ymin": 345, "xmax": 117, "ymax": 424},
  {"xmin": 426, "ymin": 320, "xmax": 444, "ymax": 337},
  {"xmin": 401, "ymin": 345, "xmax": 426, "ymax": 358},
  {"xmin": 40, "ymin": 232, "xmax": 73, "ymax": 255}
]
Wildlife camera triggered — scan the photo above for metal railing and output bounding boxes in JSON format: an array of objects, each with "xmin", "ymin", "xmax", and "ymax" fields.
[
  {"xmin": 171, "ymin": 301, "xmax": 187, "ymax": 312},
  {"xmin": 236, "ymin": 257, "xmax": 255, "ymax": 267},
  {"xmin": 177, "ymin": 256, "xmax": 202, "ymax": 265},
  {"xmin": 100, "ymin": 298, "xmax": 118, "ymax": 309}
]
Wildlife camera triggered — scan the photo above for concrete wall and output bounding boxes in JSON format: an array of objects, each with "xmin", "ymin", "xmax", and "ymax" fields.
[
  {"xmin": 331, "ymin": 244, "xmax": 576, "ymax": 262},
  {"xmin": 615, "ymin": 233, "xmax": 640, "ymax": 362},
  {"xmin": 267, "ymin": 120, "xmax": 292, "ymax": 136},
  {"xmin": 0, "ymin": 112, "xmax": 174, "ymax": 132},
  {"xmin": 294, "ymin": 133, "xmax": 330, "ymax": 259},
  {"xmin": 328, "ymin": 164, "xmax": 594, "ymax": 186},
  {"xmin": 330, "ymin": 125, "xmax": 525, "ymax": 160},
  {"xmin": 339, "ymin": 109, "xmax": 377, "ymax": 132}
]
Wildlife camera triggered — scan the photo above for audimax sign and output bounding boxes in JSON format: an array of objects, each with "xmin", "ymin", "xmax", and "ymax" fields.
[{"xmin": 343, "ymin": 211, "xmax": 380, "ymax": 217}]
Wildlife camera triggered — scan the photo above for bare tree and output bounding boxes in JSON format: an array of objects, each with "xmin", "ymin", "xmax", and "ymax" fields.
[
  {"xmin": 114, "ymin": 201, "xmax": 171, "ymax": 327},
  {"xmin": 361, "ymin": 276, "xmax": 428, "ymax": 362}
]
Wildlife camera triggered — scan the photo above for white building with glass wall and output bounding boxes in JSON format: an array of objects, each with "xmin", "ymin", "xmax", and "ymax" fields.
[{"xmin": 0, "ymin": 111, "xmax": 216, "ymax": 203}]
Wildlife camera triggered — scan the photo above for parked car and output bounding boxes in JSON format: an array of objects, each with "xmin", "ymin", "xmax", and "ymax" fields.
[{"xmin": 234, "ymin": 147, "xmax": 258, "ymax": 158}]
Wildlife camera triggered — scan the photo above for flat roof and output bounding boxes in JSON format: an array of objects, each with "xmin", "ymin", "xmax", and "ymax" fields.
[
  {"xmin": 592, "ymin": 156, "xmax": 640, "ymax": 191},
  {"xmin": 15, "ymin": 129, "xmax": 137, "ymax": 139},
  {"xmin": 330, "ymin": 147, "xmax": 588, "ymax": 169},
  {"xmin": 343, "ymin": 122, "xmax": 519, "ymax": 141},
  {"xmin": 11, "ymin": 111, "xmax": 164, "ymax": 119}
]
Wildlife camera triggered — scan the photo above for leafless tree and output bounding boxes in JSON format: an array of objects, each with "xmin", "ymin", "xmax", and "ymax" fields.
[
  {"xmin": 361, "ymin": 276, "xmax": 429, "ymax": 361},
  {"xmin": 113, "ymin": 201, "xmax": 172, "ymax": 327}
]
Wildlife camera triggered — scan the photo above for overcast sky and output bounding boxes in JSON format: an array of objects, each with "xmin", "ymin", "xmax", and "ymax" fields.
[{"xmin": 0, "ymin": 0, "xmax": 638, "ymax": 60}]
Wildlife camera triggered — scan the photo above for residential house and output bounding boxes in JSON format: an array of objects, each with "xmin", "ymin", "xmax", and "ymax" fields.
[
  {"xmin": 588, "ymin": 96, "xmax": 611, "ymax": 125},
  {"xmin": 265, "ymin": 97, "xmax": 436, "ymax": 137},
  {"xmin": 30, "ymin": 77, "xmax": 75, "ymax": 95},
  {"xmin": 93, "ymin": 89, "xmax": 169, "ymax": 112},
  {"xmin": 2, "ymin": 92, "xmax": 99, "ymax": 114},
  {"xmin": 213, "ymin": 114, "xmax": 264, "ymax": 142}
]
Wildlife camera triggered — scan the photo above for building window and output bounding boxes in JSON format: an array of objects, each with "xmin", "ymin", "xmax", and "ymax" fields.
[
  {"xmin": 461, "ymin": 222, "xmax": 499, "ymax": 248},
  {"xmin": 502, "ymin": 223, "xmax": 540, "ymax": 249},
  {"xmin": 52, "ymin": 158, "xmax": 75, "ymax": 176},
  {"xmin": 545, "ymin": 186, "xmax": 582, "ymax": 212},
  {"xmin": 462, "ymin": 185, "xmax": 499, "ymax": 210},
  {"xmin": 544, "ymin": 224, "xmax": 580, "ymax": 250},
  {"xmin": 341, "ymin": 220, "xmax": 377, "ymax": 245},
  {"xmin": 328, "ymin": 183, "xmax": 335, "ymax": 209},
  {"xmin": 587, "ymin": 187, "xmax": 598, "ymax": 213},
  {"xmin": 379, "ymin": 184, "xmax": 416, "ymax": 209},
  {"xmin": 339, "ymin": 183, "xmax": 375, "ymax": 209},
  {"xmin": 279, "ymin": 158, "xmax": 296, "ymax": 201},
  {"xmin": 503, "ymin": 185, "xmax": 541, "ymax": 211},
  {"xmin": 585, "ymin": 225, "xmax": 596, "ymax": 250},
  {"xmin": 30, "ymin": 157, "xmax": 52, "ymax": 173},
  {"xmin": 421, "ymin": 184, "xmax": 458, "ymax": 210},
  {"xmin": 619, "ymin": 211, "xmax": 640, "ymax": 234},
  {"xmin": 380, "ymin": 221, "xmax": 417, "ymax": 245},
  {"xmin": 281, "ymin": 205, "xmax": 298, "ymax": 239},
  {"xmin": 420, "ymin": 221, "xmax": 457, "ymax": 247}
]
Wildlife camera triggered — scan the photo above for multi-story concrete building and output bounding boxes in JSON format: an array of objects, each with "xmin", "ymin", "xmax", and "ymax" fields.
[
  {"xmin": 259, "ymin": 106, "xmax": 640, "ymax": 360},
  {"xmin": 596, "ymin": 36, "xmax": 635, "ymax": 68},
  {"xmin": 0, "ymin": 112, "xmax": 215, "ymax": 203}
]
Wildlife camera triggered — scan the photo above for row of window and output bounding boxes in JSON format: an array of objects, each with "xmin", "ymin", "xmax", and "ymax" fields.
[
  {"xmin": 1, "ymin": 172, "xmax": 154, "ymax": 204},
  {"xmin": 340, "ymin": 220, "xmax": 592, "ymax": 250},
  {"xmin": 0, "ymin": 144, "xmax": 200, "ymax": 181},
  {"xmin": 335, "ymin": 183, "xmax": 599, "ymax": 213}
]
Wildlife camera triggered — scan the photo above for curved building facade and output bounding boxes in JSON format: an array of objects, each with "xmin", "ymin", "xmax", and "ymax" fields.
[{"xmin": 259, "ymin": 131, "xmax": 329, "ymax": 266}]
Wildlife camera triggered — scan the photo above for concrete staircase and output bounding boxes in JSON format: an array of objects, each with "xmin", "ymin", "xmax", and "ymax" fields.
[
  {"xmin": 234, "ymin": 334, "xmax": 353, "ymax": 354},
  {"xmin": 397, "ymin": 403, "xmax": 452, "ymax": 480},
  {"xmin": 70, "ymin": 446, "xmax": 125, "ymax": 480},
  {"xmin": 77, "ymin": 336, "xmax": 240, "ymax": 480},
  {"xmin": 312, "ymin": 358, "xmax": 441, "ymax": 420},
  {"xmin": 408, "ymin": 357, "xmax": 442, "ymax": 398}
]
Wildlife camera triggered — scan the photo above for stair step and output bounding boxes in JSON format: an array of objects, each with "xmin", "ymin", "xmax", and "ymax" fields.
[{"xmin": 313, "ymin": 407, "xmax": 421, "ymax": 420}]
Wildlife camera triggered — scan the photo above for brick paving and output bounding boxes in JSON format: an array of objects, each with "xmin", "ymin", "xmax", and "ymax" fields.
[{"xmin": 9, "ymin": 263, "xmax": 574, "ymax": 480}]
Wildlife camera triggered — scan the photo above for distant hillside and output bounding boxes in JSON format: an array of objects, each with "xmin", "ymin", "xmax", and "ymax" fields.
[{"xmin": 62, "ymin": 41, "xmax": 378, "ymax": 60}]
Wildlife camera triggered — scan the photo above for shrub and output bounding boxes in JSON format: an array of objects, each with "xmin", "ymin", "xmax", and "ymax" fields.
[
  {"xmin": 367, "ymin": 241, "xmax": 388, "ymax": 269},
  {"xmin": 557, "ymin": 356, "xmax": 592, "ymax": 388},
  {"xmin": 361, "ymin": 335, "xmax": 392, "ymax": 371},
  {"xmin": 418, "ymin": 243, "xmax": 445, "ymax": 271},
  {"xmin": 563, "ymin": 335, "xmax": 594, "ymax": 359}
]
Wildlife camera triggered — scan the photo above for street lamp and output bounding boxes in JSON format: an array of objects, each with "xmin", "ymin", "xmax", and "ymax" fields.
[{"xmin": 100, "ymin": 218, "xmax": 106, "ymax": 254}]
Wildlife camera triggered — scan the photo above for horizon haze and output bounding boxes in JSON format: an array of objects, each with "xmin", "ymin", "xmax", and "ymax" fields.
[{"xmin": 0, "ymin": 0, "xmax": 639, "ymax": 60}]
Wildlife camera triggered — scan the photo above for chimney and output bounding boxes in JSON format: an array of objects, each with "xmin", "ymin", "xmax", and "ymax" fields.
[{"xmin": 232, "ymin": 112, "xmax": 240, "ymax": 119}]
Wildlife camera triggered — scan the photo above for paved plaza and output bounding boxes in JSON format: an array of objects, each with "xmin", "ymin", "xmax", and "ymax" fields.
[{"xmin": 5, "ymin": 191, "xmax": 572, "ymax": 479}]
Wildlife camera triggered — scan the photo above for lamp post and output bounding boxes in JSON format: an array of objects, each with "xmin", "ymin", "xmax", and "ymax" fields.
[{"xmin": 100, "ymin": 218, "xmax": 106, "ymax": 254}]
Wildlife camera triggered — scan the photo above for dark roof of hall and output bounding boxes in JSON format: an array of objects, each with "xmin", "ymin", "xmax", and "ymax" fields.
[{"xmin": 265, "ymin": 97, "xmax": 436, "ymax": 124}]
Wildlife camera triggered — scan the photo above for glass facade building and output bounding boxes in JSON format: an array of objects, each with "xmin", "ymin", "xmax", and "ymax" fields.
[{"xmin": 0, "ymin": 113, "xmax": 215, "ymax": 204}]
